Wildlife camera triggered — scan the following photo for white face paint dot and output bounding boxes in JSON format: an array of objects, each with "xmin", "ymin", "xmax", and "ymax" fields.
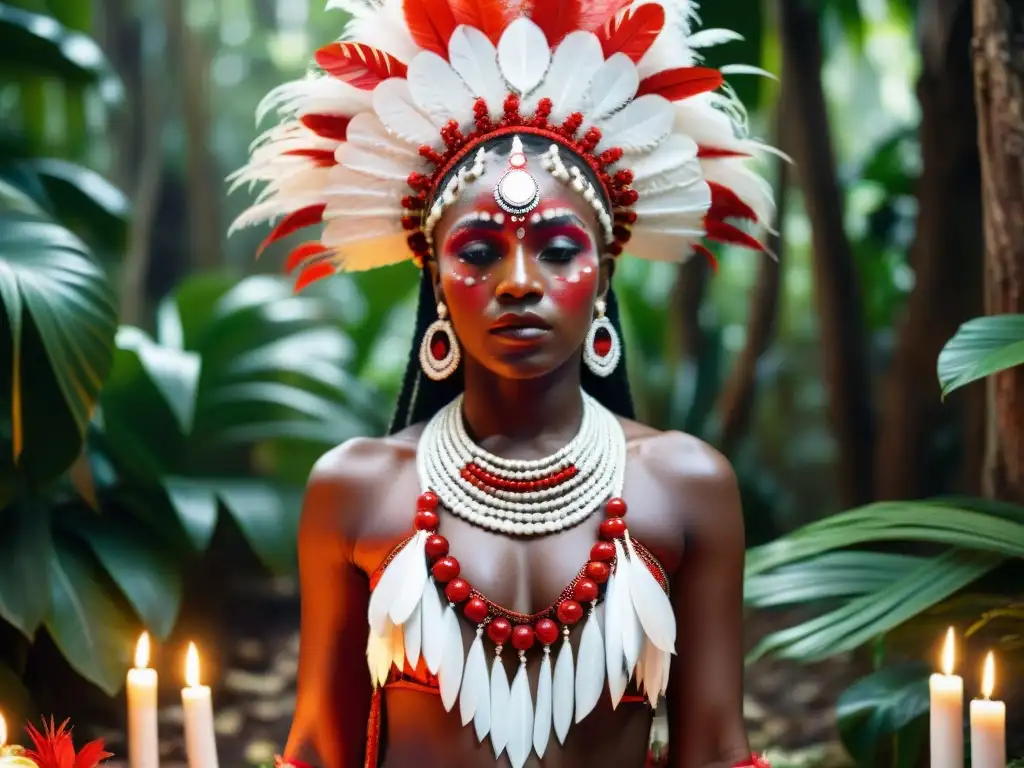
[
  {"xmin": 516, "ymin": 227, "xmax": 526, "ymax": 239},
  {"xmin": 465, "ymin": 277, "xmax": 476, "ymax": 287},
  {"xmin": 582, "ymin": 266, "xmax": 593, "ymax": 274}
]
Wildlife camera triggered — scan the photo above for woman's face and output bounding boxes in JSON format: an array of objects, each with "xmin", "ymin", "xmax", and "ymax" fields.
[{"xmin": 430, "ymin": 149, "xmax": 612, "ymax": 381}]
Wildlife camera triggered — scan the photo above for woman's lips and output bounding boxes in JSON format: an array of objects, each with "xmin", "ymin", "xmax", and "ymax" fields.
[{"xmin": 489, "ymin": 326, "xmax": 550, "ymax": 340}]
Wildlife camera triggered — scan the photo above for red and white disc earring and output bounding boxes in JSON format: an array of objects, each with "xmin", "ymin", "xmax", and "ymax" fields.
[
  {"xmin": 583, "ymin": 298, "xmax": 620, "ymax": 377},
  {"xmin": 420, "ymin": 301, "xmax": 461, "ymax": 381}
]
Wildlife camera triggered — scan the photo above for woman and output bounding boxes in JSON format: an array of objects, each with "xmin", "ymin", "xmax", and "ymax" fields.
[{"xmin": 232, "ymin": 1, "xmax": 776, "ymax": 766}]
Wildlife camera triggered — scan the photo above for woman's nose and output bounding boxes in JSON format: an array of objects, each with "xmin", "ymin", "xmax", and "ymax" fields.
[{"xmin": 495, "ymin": 244, "xmax": 543, "ymax": 301}]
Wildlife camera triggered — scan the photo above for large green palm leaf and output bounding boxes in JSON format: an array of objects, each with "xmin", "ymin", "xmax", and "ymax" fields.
[{"xmin": 0, "ymin": 211, "xmax": 117, "ymax": 489}]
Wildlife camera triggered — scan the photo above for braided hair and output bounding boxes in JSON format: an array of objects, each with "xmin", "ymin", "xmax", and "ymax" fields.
[{"xmin": 388, "ymin": 134, "xmax": 635, "ymax": 434}]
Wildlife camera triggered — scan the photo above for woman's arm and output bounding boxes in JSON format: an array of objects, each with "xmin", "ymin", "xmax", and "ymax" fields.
[
  {"xmin": 284, "ymin": 447, "xmax": 374, "ymax": 768},
  {"xmin": 665, "ymin": 450, "xmax": 754, "ymax": 768}
]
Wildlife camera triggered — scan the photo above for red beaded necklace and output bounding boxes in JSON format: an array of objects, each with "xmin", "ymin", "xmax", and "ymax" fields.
[{"xmin": 413, "ymin": 489, "xmax": 630, "ymax": 647}]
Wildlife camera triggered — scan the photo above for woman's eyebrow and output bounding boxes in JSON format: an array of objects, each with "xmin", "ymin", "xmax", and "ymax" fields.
[
  {"xmin": 448, "ymin": 212, "xmax": 506, "ymax": 237},
  {"xmin": 532, "ymin": 212, "xmax": 587, "ymax": 230}
]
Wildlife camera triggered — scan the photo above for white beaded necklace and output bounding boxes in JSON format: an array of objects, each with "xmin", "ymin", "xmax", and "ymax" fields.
[{"xmin": 416, "ymin": 391, "xmax": 627, "ymax": 535}]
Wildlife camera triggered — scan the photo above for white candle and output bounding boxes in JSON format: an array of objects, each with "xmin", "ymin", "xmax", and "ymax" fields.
[
  {"xmin": 181, "ymin": 642, "xmax": 219, "ymax": 768},
  {"xmin": 970, "ymin": 651, "xmax": 1006, "ymax": 768},
  {"xmin": 127, "ymin": 633, "xmax": 160, "ymax": 768},
  {"xmin": 0, "ymin": 713, "xmax": 37, "ymax": 767},
  {"xmin": 929, "ymin": 627, "xmax": 963, "ymax": 768}
]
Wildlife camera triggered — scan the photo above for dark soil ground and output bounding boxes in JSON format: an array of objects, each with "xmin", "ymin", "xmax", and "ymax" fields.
[{"xmin": 83, "ymin": 570, "xmax": 857, "ymax": 768}]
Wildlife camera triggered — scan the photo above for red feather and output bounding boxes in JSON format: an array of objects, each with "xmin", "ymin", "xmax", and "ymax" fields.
[
  {"xmin": 704, "ymin": 218, "xmax": 765, "ymax": 252},
  {"xmin": 403, "ymin": 0, "xmax": 458, "ymax": 58},
  {"xmin": 698, "ymin": 146, "xmax": 751, "ymax": 159},
  {"xmin": 24, "ymin": 718, "xmax": 110, "ymax": 768},
  {"xmin": 258, "ymin": 204, "xmax": 327, "ymax": 257},
  {"xmin": 276, "ymin": 759, "xmax": 315, "ymax": 768},
  {"xmin": 708, "ymin": 181, "xmax": 758, "ymax": 222},
  {"xmin": 637, "ymin": 67, "xmax": 724, "ymax": 101},
  {"xmin": 285, "ymin": 241, "xmax": 330, "ymax": 273},
  {"xmin": 530, "ymin": 0, "xmax": 580, "ymax": 47},
  {"xmin": 294, "ymin": 261, "xmax": 336, "ymax": 292},
  {"xmin": 576, "ymin": 0, "xmax": 634, "ymax": 32},
  {"xmin": 283, "ymin": 148, "xmax": 337, "ymax": 167},
  {"xmin": 448, "ymin": 0, "xmax": 517, "ymax": 44},
  {"xmin": 299, "ymin": 114, "xmax": 351, "ymax": 141},
  {"xmin": 597, "ymin": 4, "xmax": 664, "ymax": 63},
  {"xmin": 315, "ymin": 42, "xmax": 408, "ymax": 89},
  {"xmin": 692, "ymin": 243, "xmax": 719, "ymax": 272}
]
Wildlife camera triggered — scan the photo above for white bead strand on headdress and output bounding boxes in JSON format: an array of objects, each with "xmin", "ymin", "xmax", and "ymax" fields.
[{"xmin": 416, "ymin": 392, "xmax": 626, "ymax": 535}]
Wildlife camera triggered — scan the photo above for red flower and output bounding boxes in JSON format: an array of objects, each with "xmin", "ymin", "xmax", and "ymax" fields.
[
  {"xmin": 275, "ymin": 758, "xmax": 314, "ymax": 768},
  {"xmin": 23, "ymin": 718, "xmax": 112, "ymax": 768}
]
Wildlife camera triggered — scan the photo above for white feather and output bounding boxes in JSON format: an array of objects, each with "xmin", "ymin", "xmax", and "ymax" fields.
[
  {"xmin": 585, "ymin": 53, "xmax": 639, "ymax": 122},
  {"xmin": 533, "ymin": 649, "xmax": 553, "ymax": 758},
  {"xmin": 686, "ymin": 28, "xmax": 745, "ymax": 49},
  {"xmin": 372, "ymin": 78, "xmax": 441, "ymax": 146},
  {"xmin": 403, "ymin": 601, "xmax": 422, "ymax": 669},
  {"xmin": 365, "ymin": 626, "xmax": 386, "ymax": 686},
  {"xmin": 497, "ymin": 17, "xmax": 550, "ymax": 96},
  {"xmin": 630, "ymin": 133, "xmax": 700, "ymax": 183},
  {"xmin": 614, "ymin": 540, "xmax": 643, "ymax": 672},
  {"xmin": 320, "ymin": 216, "xmax": 402, "ymax": 248},
  {"xmin": 533, "ymin": 31, "xmax": 604, "ymax": 123},
  {"xmin": 367, "ymin": 535, "xmax": 417, "ymax": 635},
  {"xmin": 575, "ymin": 606, "xmax": 605, "ymax": 722},
  {"xmin": 438, "ymin": 604, "xmax": 465, "ymax": 711},
  {"xmin": 420, "ymin": 579, "xmax": 445, "ymax": 675},
  {"xmin": 346, "ymin": 112, "xmax": 421, "ymax": 157},
  {"xmin": 553, "ymin": 635, "xmax": 575, "ymax": 740},
  {"xmin": 387, "ymin": 532, "xmax": 428, "ymax": 626},
  {"xmin": 336, "ymin": 143, "xmax": 417, "ymax": 182},
  {"xmin": 407, "ymin": 51, "xmax": 477, "ymax": 128},
  {"xmin": 660, "ymin": 647, "xmax": 671, "ymax": 694},
  {"xmin": 460, "ymin": 630, "xmax": 486, "ymax": 725},
  {"xmin": 633, "ymin": 161, "xmax": 704, "ymax": 198},
  {"xmin": 624, "ymin": 226, "xmax": 705, "ymax": 262},
  {"xmin": 447, "ymin": 26, "xmax": 507, "ymax": 121},
  {"xmin": 389, "ymin": 619, "xmax": 406, "ymax": 671},
  {"xmin": 626, "ymin": 534, "xmax": 677, "ymax": 654},
  {"xmin": 672, "ymin": 97, "xmax": 743, "ymax": 150},
  {"xmin": 257, "ymin": 75, "xmax": 370, "ymax": 124},
  {"xmin": 490, "ymin": 654, "xmax": 511, "ymax": 758},
  {"xmin": 640, "ymin": 638, "xmax": 662, "ymax": 706},
  {"xmin": 721, "ymin": 63, "xmax": 778, "ymax": 80},
  {"xmin": 701, "ymin": 160, "xmax": 776, "ymax": 226},
  {"xmin": 334, "ymin": 230, "xmax": 412, "ymax": 271},
  {"xmin": 596, "ymin": 95, "xmax": 674, "ymax": 155},
  {"xmin": 636, "ymin": 0, "xmax": 698, "ymax": 76},
  {"xmin": 506, "ymin": 661, "xmax": 534, "ymax": 768},
  {"xmin": 632, "ymin": 178, "xmax": 711, "ymax": 221},
  {"xmin": 472, "ymin": 644, "xmax": 492, "ymax": 741},
  {"xmin": 375, "ymin": 618, "xmax": 395, "ymax": 685},
  {"xmin": 336, "ymin": 0, "xmax": 420, "ymax": 63},
  {"xmin": 228, "ymin": 194, "xmax": 324, "ymax": 233}
]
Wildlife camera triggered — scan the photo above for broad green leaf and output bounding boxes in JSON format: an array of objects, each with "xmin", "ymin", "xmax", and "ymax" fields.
[
  {"xmin": 0, "ymin": 212, "xmax": 118, "ymax": 462},
  {"xmin": 0, "ymin": 503, "xmax": 52, "ymax": 636},
  {"xmin": 746, "ymin": 501, "xmax": 1024, "ymax": 576},
  {"xmin": 837, "ymin": 662, "xmax": 930, "ymax": 767},
  {"xmin": 72, "ymin": 516, "xmax": 183, "ymax": 640},
  {"xmin": 747, "ymin": 549, "xmax": 1001, "ymax": 663},
  {"xmin": 116, "ymin": 326, "xmax": 201, "ymax": 435},
  {"xmin": 218, "ymin": 481, "xmax": 301, "ymax": 575},
  {"xmin": 163, "ymin": 477, "xmax": 220, "ymax": 551},
  {"xmin": 938, "ymin": 314, "xmax": 1024, "ymax": 397},
  {"xmin": 744, "ymin": 551, "xmax": 927, "ymax": 608},
  {"xmin": 0, "ymin": 6, "xmax": 122, "ymax": 104},
  {"xmin": 27, "ymin": 159, "xmax": 131, "ymax": 253},
  {"xmin": 44, "ymin": 537, "xmax": 135, "ymax": 695}
]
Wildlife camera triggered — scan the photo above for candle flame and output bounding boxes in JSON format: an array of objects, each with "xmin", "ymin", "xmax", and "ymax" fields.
[
  {"xmin": 941, "ymin": 626, "xmax": 956, "ymax": 675},
  {"xmin": 135, "ymin": 632, "xmax": 151, "ymax": 669},
  {"xmin": 185, "ymin": 642, "xmax": 201, "ymax": 688},
  {"xmin": 0, "ymin": 712, "xmax": 7, "ymax": 748},
  {"xmin": 981, "ymin": 651, "xmax": 996, "ymax": 699}
]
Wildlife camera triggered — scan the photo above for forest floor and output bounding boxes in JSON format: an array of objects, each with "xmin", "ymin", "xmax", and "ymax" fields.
[{"xmin": 94, "ymin": 571, "xmax": 856, "ymax": 768}]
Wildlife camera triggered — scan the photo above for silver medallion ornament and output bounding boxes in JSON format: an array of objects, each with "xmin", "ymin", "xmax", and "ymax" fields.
[{"xmin": 494, "ymin": 136, "xmax": 541, "ymax": 217}]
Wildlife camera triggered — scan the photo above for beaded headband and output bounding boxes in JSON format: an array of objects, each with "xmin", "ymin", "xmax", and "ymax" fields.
[{"xmin": 228, "ymin": 0, "xmax": 780, "ymax": 291}]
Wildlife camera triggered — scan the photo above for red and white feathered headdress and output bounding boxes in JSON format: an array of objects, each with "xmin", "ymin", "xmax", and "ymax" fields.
[{"xmin": 229, "ymin": 0, "xmax": 778, "ymax": 290}]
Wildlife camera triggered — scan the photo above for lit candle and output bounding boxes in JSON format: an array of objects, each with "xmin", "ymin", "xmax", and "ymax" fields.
[
  {"xmin": 181, "ymin": 642, "xmax": 219, "ymax": 768},
  {"xmin": 0, "ymin": 714, "xmax": 38, "ymax": 767},
  {"xmin": 969, "ymin": 651, "xmax": 1006, "ymax": 768},
  {"xmin": 127, "ymin": 632, "xmax": 160, "ymax": 768},
  {"xmin": 929, "ymin": 627, "xmax": 963, "ymax": 768}
]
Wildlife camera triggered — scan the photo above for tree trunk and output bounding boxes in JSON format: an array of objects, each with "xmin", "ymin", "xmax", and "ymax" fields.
[
  {"xmin": 777, "ymin": 0, "xmax": 875, "ymax": 508},
  {"xmin": 715, "ymin": 105, "xmax": 788, "ymax": 455},
  {"xmin": 875, "ymin": 0, "xmax": 983, "ymax": 501},
  {"xmin": 973, "ymin": 0, "xmax": 1024, "ymax": 503}
]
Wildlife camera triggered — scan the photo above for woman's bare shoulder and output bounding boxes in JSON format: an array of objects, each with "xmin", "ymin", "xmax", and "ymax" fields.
[{"xmin": 300, "ymin": 425, "xmax": 426, "ymax": 543}]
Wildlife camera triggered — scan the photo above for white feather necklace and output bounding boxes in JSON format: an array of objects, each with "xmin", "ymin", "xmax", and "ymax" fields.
[{"xmin": 365, "ymin": 395, "xmax": 677, "ymax": 768}]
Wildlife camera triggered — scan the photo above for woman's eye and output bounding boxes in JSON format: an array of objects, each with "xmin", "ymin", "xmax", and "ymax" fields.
[
  {"xmin": 458, "ymin": 243, "xmax": 499, "ymax": 265},
  {"xmin": 540, "ymin": 238, "xmax": 582, "ymax": 262}
]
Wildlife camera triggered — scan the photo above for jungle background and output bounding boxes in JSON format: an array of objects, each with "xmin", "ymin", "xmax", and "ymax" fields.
[{"xmin": 1, "ymin": 0, "xmax": 1023, "ymax": 765}]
